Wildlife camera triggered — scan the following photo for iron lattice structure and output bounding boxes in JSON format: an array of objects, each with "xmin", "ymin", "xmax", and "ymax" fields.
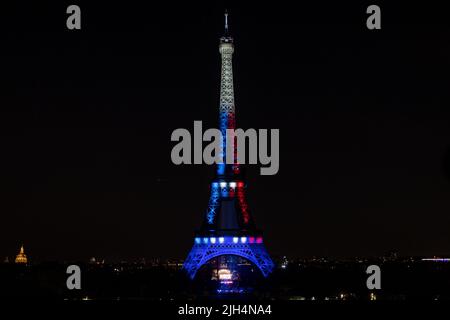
[{"xmin": 183, "ymin": 13, "xmax": 274, "ymax": 280}]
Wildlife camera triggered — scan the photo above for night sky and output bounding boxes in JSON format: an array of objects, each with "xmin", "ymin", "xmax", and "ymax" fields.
[{"xmin": 1, "ymin": 1, "xmax": 450, "ymax": 261}]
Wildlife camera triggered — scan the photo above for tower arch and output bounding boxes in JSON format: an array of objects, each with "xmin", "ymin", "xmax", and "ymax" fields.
[{"xmin": 183, "ymin": 11, "xmax": 274, "ymax": 281}]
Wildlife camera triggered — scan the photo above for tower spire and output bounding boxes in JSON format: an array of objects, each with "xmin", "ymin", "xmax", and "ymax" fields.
[
  {"xmin": 224, "ymin": 10, "xmax": 229, "ymax": 34},
  {"xmin": 15, "ymin": 244, "xmax": 28, "ymax": 264},
  {"xmin": 218, "ymin": 9, "xmax": 236, "ymax": 177}
]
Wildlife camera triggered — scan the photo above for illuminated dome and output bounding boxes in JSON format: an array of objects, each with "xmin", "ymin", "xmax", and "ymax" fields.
[{"xmin": 15, "ymin": 245, "xmax": 28, "ymax": 264}]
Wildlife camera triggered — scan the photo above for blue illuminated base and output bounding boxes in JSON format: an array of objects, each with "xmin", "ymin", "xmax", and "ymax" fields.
[{"xmin": 183, "ymin": 236, "xmax": 274, "ymax": 280}]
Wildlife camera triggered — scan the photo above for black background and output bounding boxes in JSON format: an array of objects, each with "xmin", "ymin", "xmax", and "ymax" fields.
[{"xmin": 0, "ymin": 1, "xmax": 449, "ymax": 261}]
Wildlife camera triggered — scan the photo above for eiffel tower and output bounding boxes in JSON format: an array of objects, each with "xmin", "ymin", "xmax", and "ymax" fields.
[{"xmin": 183, "ymin": 11, "xmax": 274, "ymax": 280}]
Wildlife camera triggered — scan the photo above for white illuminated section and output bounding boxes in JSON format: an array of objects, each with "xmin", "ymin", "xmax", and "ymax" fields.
[
  {"xmin": 219, "ymin": 41, "xmax": 235, "ymax": 113},
  {"xmin": 219, "ymin": 237, "xmax": 225, "ymax": 244},
  {"xmin": 218, "ymin": 269, "xmax": 232, "ymax": 280},
  {"xmin": 229, "ymin": 182, "xmax": 236, "ymax": 188},
  {"xmin": 233, "ymin": 237, "xmax": 239, "ymax": 244},
  {"xmin": 210, "ymin": 237, "xmax": 216, "ymax": 244},
  {"xmin": 220, "ymin": 182, "xmax": 227, "ymax": 188},
  {"xmin": 240, "ymin": 237, "xmax": 247, "ymax": 243}
]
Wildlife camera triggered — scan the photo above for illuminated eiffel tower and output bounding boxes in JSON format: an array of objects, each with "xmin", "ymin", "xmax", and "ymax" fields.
[{"xmin": 183, "ymin": 11, "xmax": 274, "ymax": 280}]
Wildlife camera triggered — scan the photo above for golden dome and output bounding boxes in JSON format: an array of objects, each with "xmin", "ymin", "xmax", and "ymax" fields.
[{"xmin": 15, "ymin": 245, "xmax": 28, "ymax": 264}]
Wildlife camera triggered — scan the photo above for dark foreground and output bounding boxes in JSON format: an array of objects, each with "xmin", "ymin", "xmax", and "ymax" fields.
[{"xmin": 1, "ymin": 257, "xmax": 450, "ymax": 301}]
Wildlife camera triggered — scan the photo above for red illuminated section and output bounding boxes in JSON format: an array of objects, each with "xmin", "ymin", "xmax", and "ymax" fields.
[{"xmin": 236, "ymin": 182, "xmax": 250, "ymax": 225}]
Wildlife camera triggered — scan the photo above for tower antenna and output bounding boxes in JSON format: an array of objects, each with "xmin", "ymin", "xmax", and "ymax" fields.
[{"xmin": 224, "ymin": 9, "xmax": 229, "ymax": 34}]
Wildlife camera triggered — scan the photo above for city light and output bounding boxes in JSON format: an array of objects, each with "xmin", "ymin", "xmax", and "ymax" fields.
[{"xmin": 422, "ymin": 258, "xmax": 450, "ymax": 262}]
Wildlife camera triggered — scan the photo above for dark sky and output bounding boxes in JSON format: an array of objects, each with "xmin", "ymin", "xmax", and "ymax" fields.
[{"xmin": 1, "ymin": 1, "xmax": 450, "ymax": 261}]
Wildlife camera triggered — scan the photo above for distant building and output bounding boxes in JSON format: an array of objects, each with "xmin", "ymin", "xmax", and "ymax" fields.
[
  {"xmin": 89, "ymin": 257, "xmax": 105, "ymax": 265},
  {"xmin": 15, "ymin": 245, "xmax": 28, "ymax": 264},
  {"xmin": 280, "ymin": 256, "xmax": 289, "ymax": 269},
  {"xmin": 383, "ymin": 251, "xmax": 398, "ymax": 262}
]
